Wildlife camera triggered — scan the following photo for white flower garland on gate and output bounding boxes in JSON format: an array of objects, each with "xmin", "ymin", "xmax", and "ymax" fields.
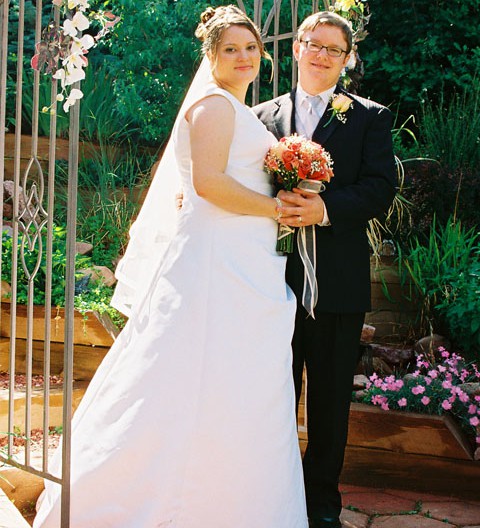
[{"xmin": 32, "ymin": 0, "xmax": 119, "ymax": 112}]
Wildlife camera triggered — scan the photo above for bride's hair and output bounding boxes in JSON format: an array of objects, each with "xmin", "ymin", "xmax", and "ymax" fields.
[{"xmin": 195, "ymin": 5, "xmax": 271, "ymax": 65}]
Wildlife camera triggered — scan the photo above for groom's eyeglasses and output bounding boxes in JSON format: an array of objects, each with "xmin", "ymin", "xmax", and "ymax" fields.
[{"xmin": 299, "ymin": 40, "xmax": 347, "ymax": 58}]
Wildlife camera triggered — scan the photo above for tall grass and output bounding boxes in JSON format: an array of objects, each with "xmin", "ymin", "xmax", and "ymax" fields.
[{"xmin": 419, "ymin": 81, "xmax": 480, "ymax": 170}]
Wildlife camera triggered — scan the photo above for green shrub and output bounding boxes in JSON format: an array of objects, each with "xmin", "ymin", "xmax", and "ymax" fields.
[
  {"xmin": 399, "ymin": 217, "xmax": 480, "ymax": 362},
  {"xmin": 418, "ymin": 82, "xmax": 480, "ymax": 171},
  {"xmin": 359, "ymin": 0, "xmax": 480, "ymax": 120},
  {"xmin": 1, "ymin": 226, "xmax": 91, "ymax": 306},
  {"xmin": 54, "ymin": 142, "xmax": 155, "ymax": 267}
]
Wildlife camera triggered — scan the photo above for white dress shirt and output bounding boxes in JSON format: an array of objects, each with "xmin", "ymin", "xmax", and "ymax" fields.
[{"xmin": 295, "ymin": 83, "xmax": 335, "ymax": 226}]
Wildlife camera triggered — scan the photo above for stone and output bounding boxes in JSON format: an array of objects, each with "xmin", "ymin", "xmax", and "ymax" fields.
[
  {"xmin": 79, "ymin": 265, "xmax": 117, "ymax": 287},
  {"xmin": 460, "ymin": 382, "xmax": 480, "ymax": 397},
  {"xmin": 353, "ymin": 389, "xmax": 367, "ymax": 401},
  {"xmin": 1, "ymin": 224, "xmax": 13, "ymax": 237},
  {"xmin": 75, "ymin": 241, "xmax": 93, "ymax": 255},
  {"xmin": 370, "ymin": 343, "xmax": 415, "ymax": 367},
  {"xmin": 3, "ymin": 180, "xmax": 36, "ymax": 223},
  {"xmin": 414, "ymin": 334, "xmax": 451, "ymax": 359},
  {"xmin": 1, "ymin": 280, "xmax": 11, "ymax": 301},
  {"xmin": 353, "ymin": 375, "xmax": 369, "ymax": 390},
  {"xmin": 361, "ymin": 324, "xmax": 375, "ymax": 343},
  {"xmin": 371, "ymin": 356, "xmax": 393, "ymax": 376}
]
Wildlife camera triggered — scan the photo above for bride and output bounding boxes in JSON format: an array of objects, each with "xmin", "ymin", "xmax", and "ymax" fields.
[{"xmin": 34, "ymin": 5, "xmax": 307, "ymax": 527}]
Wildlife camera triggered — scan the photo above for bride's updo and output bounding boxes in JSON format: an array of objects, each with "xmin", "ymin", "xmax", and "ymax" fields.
[{"xmin": 195, "ymin": 5, "xmax": 271, "ymax": 63}]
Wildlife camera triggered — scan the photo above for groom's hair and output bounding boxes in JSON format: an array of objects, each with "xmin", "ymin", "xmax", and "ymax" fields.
[{"xmin": 297, "ymin": 11, "xmax": 353, "ymax": 54}]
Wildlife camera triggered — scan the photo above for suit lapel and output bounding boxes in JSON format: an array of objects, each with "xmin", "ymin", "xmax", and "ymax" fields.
[
  {"xmin": 311, "ymin": 85, "xmax": 344, "ymax": 146},
  {"xmin": 271, "ymin": 91, "xmax": 296, "ymax": 138}
]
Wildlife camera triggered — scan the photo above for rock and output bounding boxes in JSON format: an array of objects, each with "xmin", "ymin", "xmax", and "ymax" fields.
[
  {"xmin": 371, "ymin": 356, "xmax": 393, "ymax": 376},
  {"xmin": 75, "ymin": 241, "xmax": 93, "ymax": 256},
  {"xmin": 369, "ymin": 343, "xmax": 415, "ymax": 367},
  {"xmin": 3, "ymin": 180, "xmax": 36, "ymax": 223},
  {"xmin": 459, "ymin": 382, "xmax": 480, "ymax": 397},
  {"xmin": 353, "ymin": 389, "xmax": 367, "ymax": 401},
  {"xmin": 360, "ymin": 324, "xmax": 375, "ymax": 343},
  {"xmin": 80, "ymin": 265, "xmax": 117, "ymax": 287},
  {"xmin": 1, "ymin": 280, "xmax": 11, "ymax": 301},
  {"xmin": 353, "ymin": 374, "xmax": 369, "ymax": 390},
  {"xmin": 475, "ymin": 447, "xmax": 480, "ymax": 461},
  {"xmin": 414, "ymin": 334, "xmax": 451, "ymax": 358},
  {"xmin": 1, "ymin": 224, "xmax": 13, "ymax": 238}
]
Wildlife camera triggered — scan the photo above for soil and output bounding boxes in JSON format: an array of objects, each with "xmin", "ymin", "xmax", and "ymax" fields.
[{"xmin": 0, "ymin": 372, "xmax": 64, "ymax": 390}]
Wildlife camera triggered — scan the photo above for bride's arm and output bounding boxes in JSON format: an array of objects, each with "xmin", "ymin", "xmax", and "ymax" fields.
[{"xmin": 187, "ymin": 95, "xmax": 279, "ymax": 218}]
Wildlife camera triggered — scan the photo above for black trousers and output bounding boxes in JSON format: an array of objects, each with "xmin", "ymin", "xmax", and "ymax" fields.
[{"xmin": 292, "ymin": 308, "xmax": 365, "ymax": 520}]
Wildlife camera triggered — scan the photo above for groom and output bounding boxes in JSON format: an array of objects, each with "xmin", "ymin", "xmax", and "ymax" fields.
[{"xmin": 255, "ymin": 11, "xmax": 396, "ymax": 528}]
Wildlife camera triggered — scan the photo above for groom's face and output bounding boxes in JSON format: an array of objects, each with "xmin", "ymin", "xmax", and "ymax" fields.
[{"xmin": 293, "ymin": 24, "xmax": 350, "ymax": 95}]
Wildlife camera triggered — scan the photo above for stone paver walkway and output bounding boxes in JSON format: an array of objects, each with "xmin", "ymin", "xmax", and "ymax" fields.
[{"xmin": 339, "ymin": 485, "xmax": 480, "ymax": 528}]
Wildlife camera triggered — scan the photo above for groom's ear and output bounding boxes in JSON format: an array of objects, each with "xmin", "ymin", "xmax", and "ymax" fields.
[{"xmin": 292, "ymin": 40, "xmax": 300, "ymax": 61}]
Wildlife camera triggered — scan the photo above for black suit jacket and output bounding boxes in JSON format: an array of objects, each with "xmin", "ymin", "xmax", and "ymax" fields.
[{"xmin": 254, "ymin": 87, "xmax": 396, "ymax": 313}]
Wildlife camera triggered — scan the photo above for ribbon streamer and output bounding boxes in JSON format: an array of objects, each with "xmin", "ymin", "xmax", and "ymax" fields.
[{"xmin": 297, "ymin": 225, "xmax": 318, "ymax": 318}]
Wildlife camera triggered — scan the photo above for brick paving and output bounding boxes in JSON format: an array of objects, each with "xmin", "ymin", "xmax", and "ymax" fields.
[{"xmin": 339, "ymin": 484, "xmax": 480, "ymax": 528}]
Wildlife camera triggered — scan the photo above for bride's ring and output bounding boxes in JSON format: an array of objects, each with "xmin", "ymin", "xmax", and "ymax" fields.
[{"xmin": 298, "ymin": 216, "xmax": 302, "ymax": 225}]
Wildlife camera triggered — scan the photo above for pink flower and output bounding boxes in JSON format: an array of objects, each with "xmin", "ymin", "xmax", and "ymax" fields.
[
  {"xmin": 411, "ymin": 385, "xmax": 425, "ymax": 395},
  {"xmin": 411, "ymin": 370, "xmax": 420, "ymax": 378},
  {"xmin": 475, "ymin": 396, "xmax": 480, "ymax": 403},
  {"xmin": 442, "ymin": 380, "xmax": 452, "ymax": 389},
  {"xmin": 439, "ymin": 347, "xmax": 449, "ymax": 358},
  {"xmin": 468, "ymin": 405, "xmax": 478, "ymax": 415},
  {"xmin": 458, "ymin": 391, "xmax": 469, "ymax": 403},
  {"xmin": 424, "ymin": 376, "xmax": 432, "ymax": 386},
  {"xmin": 381, "ymin": 402, "xmax": 390, "ymax": 411},
  {"xmin": 397, "ymin": 398, "xmax": 407, "ymax": 407},
  {"xmin": 470, "ymin": 416, "xmax": 480, "ymax": 427},
  {"xmin": 421, "ymin": 396, "xmax": 431, "ymax": 405},
  {"xmin": 442, "ymin": 400, "xmax": 452, "ymax": 411},
  {"xmin": 371, "ymin": 395, "xmax": 386, "ymax": 406},
  {"xmin": 437, "ymin": 365, "xmax": 447, "ymax": 373},
  {"xmin": 460, "ymin": 369, "xmax": 469, "ymax": 382},
  {"xmin": 428, "ymin": 370, "xmax": 438, "ymax": 379}
]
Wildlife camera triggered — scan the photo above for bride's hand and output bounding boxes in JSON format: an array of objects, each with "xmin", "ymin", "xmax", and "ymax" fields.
[
  {"xmin": 175, "ymin": 191, "xmax": 184, "ymax": 211},
  {"xmin": 277, "ymin": 190, "xmax": 325, "ymax": 227}
]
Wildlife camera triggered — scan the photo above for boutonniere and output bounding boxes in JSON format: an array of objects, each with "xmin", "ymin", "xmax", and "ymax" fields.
[{"xmin": 324, "ymin": 93, "xmax": 354, "ymax": 127}]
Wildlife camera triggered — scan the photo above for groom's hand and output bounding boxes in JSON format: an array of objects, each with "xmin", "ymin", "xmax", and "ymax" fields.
[{"xmin": 277, "ymin": 188, "xmax": 325, "ymax": 227}]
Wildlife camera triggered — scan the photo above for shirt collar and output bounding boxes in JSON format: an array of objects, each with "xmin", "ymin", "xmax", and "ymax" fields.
[{"xmin": 296, "ymin": 83, "xmax": 337, "ymax": 107}]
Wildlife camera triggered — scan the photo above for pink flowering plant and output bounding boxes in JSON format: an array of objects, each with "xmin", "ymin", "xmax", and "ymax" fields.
[{"xmin": 359, "ymin": 347, "xmax": 480, "ymax": 447}]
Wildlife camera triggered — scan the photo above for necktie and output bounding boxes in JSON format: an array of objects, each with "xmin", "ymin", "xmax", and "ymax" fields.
[{"xmin": 304, "ymin": 95, "xmax": 324, "ymax": 139}]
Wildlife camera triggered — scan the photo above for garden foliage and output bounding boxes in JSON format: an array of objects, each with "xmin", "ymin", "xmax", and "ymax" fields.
[{"xmin": 359, "ymin": 0, "xmax": 480, "ymax": 118}]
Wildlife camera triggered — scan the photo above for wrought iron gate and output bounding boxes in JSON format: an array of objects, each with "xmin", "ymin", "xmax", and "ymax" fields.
[{"xmin": 0, "ymin": 0, "xmax": 322, "ymax": 525}]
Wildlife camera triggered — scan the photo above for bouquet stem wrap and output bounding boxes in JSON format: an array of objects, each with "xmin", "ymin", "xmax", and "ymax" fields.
[
  {"xmin": 276, "ymin": 225, "xmax": 295, "ymax": 253},
  {"xmin": 297, "ymin": 224, "xmax": 318, "ymax": 318}
]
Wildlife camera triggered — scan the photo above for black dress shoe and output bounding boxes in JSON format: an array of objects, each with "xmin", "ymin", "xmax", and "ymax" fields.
[{"xmin": 308, "ymin": 517, "xmax": 341, "ymax": 528}]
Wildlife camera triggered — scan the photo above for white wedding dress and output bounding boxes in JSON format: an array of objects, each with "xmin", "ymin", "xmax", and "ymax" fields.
[{"xmin": 34, "ymin": 85, "xmax": 307, "ymax": 528}]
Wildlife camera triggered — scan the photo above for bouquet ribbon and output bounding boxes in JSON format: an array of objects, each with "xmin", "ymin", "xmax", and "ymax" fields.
[{"xmin": 297, "ymin": 225, "xmax": 318, "ymax": 318}]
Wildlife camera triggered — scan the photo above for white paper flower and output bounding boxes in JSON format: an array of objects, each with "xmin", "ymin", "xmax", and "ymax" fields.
[
  {"xmin": 68, "ymin": 0, "xmax": 90, "ymax": 10},
  {"xmin": 53, "ymin": 68, "xmax": 66, "ymax": 89},
  {"xmin": 63, "ymin": 88, "xmax": 84, "ymax": 112},
  {"xmin": 64, "ymin": 64, "xmax": 86, "ymax": 86},
  {"xmin": 63, "ymin": 11, "xmax": 90, "ymax": 37}
]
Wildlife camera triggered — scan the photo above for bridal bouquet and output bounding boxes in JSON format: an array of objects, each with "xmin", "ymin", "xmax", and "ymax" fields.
[{"xmin": 264, "ymin": 134, "xmax": 334, "ymax": 253}]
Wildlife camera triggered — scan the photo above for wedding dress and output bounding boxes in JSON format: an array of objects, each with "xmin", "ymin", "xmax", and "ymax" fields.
[{"xmin": 34, "ymin": 84, "xmax": 307, "ymax": 527}]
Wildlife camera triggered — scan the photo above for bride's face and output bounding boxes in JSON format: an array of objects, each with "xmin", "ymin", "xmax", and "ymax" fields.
[{"xmin": 209, "ymin": 25, "xmax": 261, "ymax": 89}]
